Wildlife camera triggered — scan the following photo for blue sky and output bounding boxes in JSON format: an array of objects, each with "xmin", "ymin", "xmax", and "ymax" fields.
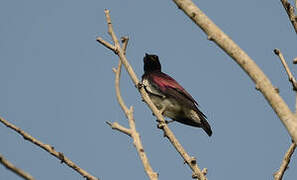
[{"xmin": 1, "ymin": 0, "xmax": 297, "ymax": 179}]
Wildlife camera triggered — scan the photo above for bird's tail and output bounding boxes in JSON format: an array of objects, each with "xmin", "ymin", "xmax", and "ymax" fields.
[
  {"xmin": 195, "ymin": 109, "xmax": 212, "ymax": 137},
  {"xmin": 201, "ymin": 118, "xmax": 212, "ymax": 137}
]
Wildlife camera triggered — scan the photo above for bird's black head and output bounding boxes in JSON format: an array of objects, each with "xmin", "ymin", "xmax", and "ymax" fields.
[{"xmin": 143, "ymin": 53, "xmax": 161, "ymax": 73}]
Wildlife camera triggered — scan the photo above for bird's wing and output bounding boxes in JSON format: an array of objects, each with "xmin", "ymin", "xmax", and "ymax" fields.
[{"xmin": 149, "ymin": 72, "xmax": 198, "ymax": 106}]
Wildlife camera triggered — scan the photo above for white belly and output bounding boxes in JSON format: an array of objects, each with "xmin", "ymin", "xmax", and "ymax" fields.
[{"xmin": 142, "ymin": 79, "xmax": 182, "ymax": 119}]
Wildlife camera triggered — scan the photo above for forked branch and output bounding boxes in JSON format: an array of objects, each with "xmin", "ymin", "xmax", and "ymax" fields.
[
  {"xmin": 273, "ymin": 48, "xmax": 297, "ymax": 179},
  {"xmin": 97, "ymin": 9, "xmax": 207, "ymax": 180},
  {"xmin": 106, "ymin": 37, "xmax": 158, "ymax": 180},
  {"xmin": 171, "ymin": 0, "xmax": 297, "ymax": 145}
]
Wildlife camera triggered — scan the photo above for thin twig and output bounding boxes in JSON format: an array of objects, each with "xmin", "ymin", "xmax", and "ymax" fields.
[
  {"xmin": 273, "ymin": 48, "xmax": 297, "ymax": 179},
  {"xmin": 274, "ymin": 142, "xmax": 297, "ymax": 180},
  {"xmin": 280, "ymin": 0, "xmax": 297, "ymax": 34},
  {"xmin": 96, "ymin": 37, "xmax": 116, "ymax": 52},
  {"xmin": 274, "ymin": 49, "xmax": 297, "ymax": 91},
  {"xmin": 0, "ymin": 117, "xmax": 99, "ymax": 180},
  {"xmin": 113, "ymin": 36, "xmax": 130, "ymax": 115},
  {"xmin": 109, "ymin": 36, "xmax": 158, "ymax": 180},
  {"xmin": 106, "ymin": 121, "xmax": 131, "ymax": 137},
  {"xmin": 0, "ymin": 154, "xmax": 35, "ymax": 180},
  {"xmin": 97, "ymin": 9, "xmax": 207, "ymax": 180}
]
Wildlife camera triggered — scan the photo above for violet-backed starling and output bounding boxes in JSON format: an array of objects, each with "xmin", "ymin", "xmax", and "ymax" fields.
[{"xmin": 141, "ymin": 53, "xmax": 212, "ymax": 136}]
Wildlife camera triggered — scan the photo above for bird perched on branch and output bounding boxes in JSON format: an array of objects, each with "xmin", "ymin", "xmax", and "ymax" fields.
[{"xmin": 141, "ymin": 53, "xmax": 212, "ymax": 136}]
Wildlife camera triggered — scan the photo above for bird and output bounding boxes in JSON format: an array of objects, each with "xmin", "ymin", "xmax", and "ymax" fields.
[{"xmin": 141, "ymin": 53, "xmax": 212, "ymax": 136}]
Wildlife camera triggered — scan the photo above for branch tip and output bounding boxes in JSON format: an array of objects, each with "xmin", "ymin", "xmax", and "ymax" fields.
[
  {"xmin": 104, "ymin": 9, "xmax": 110, "ymax": 14},
  {"xmin": 293, "ymin": 57, "xmax": 297, "ymax": 64},
  {"xmin": 274, "ymin": 48, "xmax": 280, "ymax": 55},
  {"xmin": 121, "ymin": 36, "xmax": 129, "ymax": 43},
  {"xmin": 202, "ymin": 169, "xmax": 207, "ymax": 175},
  {"xmin": 105, "ymin": 121, "xmax": 112, "ymax": 127}
]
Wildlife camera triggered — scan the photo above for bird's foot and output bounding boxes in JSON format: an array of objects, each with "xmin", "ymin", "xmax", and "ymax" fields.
[
  {"xmin": 136, "ymin": 82, "xmax": 144, "ymax": 89},
  {"xmin": 155, "ymin": 119, "xmax": 174, "ymax": 124},
  {"xmin": 156, "ymin": 119, "xmax": 165, "ymax": 129},
  {"xmin": 165, "ymin": 120, "xmax": 174, "ymax": 124},
  {"xmin": 159, "ymin": 106, "xmax": 166, "ymax": 115}
]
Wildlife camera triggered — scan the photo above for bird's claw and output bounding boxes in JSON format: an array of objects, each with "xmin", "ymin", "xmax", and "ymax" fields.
[
  {"xmin": 136, "ymin": 82, "xmax": 144, "ymax": 89},
  {"xmin": 165, "ymin": 120, "xmax": 174, "ymax": 124},
  {"xmin": 155, "ymin": 119, "xmax": 174, "ymax": 124}
]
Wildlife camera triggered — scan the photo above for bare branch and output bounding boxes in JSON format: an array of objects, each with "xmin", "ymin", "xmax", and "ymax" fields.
[
  {"xmin": 273, "ymin": 48, "xmax": 297, "ymax": 179},
  {"xmin": 274, "ymin": 49, "xmax": 297, "ymax": 91},
  {"xmin": 274, "ymin": 142, "xmax": 297, "ymax": 180},
  {"xmin": 109, "ymin": 35, "xmax": 158, "ymax": 180},
  {"xmin": 0, "ymin": 154, "xmax": 35, "ymax": 180},
  {"xmin": 273, "ymin": 48, "xmax": 297, "ymax": 178},
  {"xmin": 171, "ymin": 0, "xmax": 297, "ymax": 144},
  {"xmin": 106, "ymin": 121, "xmax": 131, "ymax": 137},
  {"xmin": 280, "ymin": 0, "xmax": 297, "ymax": 34},
  {"xmin": 113, "ymin": 37, "xmax": 130, "ymax": 115},
  {"xmin": 97, "ymin": 9, "xmax": 207, "ymax": 180},
  {"xmin": 0, "ymin": 117, "xmax": 99, "ymax": 180},
  {"xmin": 96, "ymin": 37, "xmax": 116, "ymax": 52}
]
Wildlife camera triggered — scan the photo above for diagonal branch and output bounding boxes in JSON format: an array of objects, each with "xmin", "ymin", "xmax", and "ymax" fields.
[
  {"xmin": 280, "ymin": 0, "xmax": 297, "ymax": 34},
  {"xmin": 273, "ymin": 48, "xmax": 297, "ymax": 179},
  {"xmin": 171, "ymin": 0, "xmax": 297, "ymax": 145},
  {"xmin": 0, "ymin": 117, "xmax": 99, "ymax": 180},
  {"xmin": 274, "ymin": 49, "xmax": 297, "ymax": 91},
  {"xmin": 106, "ymin": 36, "xmax": 158, "ymax": 180},
  {"xmin": 97, "ymin": 9, "xmax": 207, "ymax": 180},
  {"xmin": 274, "ymin": 142, "xmax": 297, "ymax": 180},
  {"xmin": 113, "ymin": 37, "xmax": 130, "ymax": 115},
  {"xmin": 105, "ymin": 121, "xmax": 131, "ymax": 137},
  {"xmin": 0, "ymin": 154, "xmax": 35, "ymax": 180}
]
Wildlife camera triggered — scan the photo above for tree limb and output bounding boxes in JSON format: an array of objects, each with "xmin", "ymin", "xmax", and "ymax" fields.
[
  {"xmin": 273, "ymin": 48, "xmax": 297, "ymax": 179},
  {"xmin": 107, "ymin": 36, "xmax": 158, "ymax": 180},
  {"xmin": 106, "ymin": 121, "xmax": 131, "ymax": 137},
  {"xmin": 97, "ymin": 9, "xmax": 207, "ymax": 180},
  {"xmin": 0, "ymin": 117, "xmax": 99, "ymax": 180},
  {"xmin": 0, "ymin": 154, "xmax": 35, "ymax": 180},
  {"xmin": 274, "ymin": 49, "xmax": 297, "ymax": 91},
  {"xmin": 274, "ymin": 142, "xmax": 297, "ymax": 180},
  {"xmin": 171, "ymin": 0, "xmax": 297, "ymax": 144},
  {"xmin": 280, "ymin": 0, "xmax": 297, "ymax": 34}
]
